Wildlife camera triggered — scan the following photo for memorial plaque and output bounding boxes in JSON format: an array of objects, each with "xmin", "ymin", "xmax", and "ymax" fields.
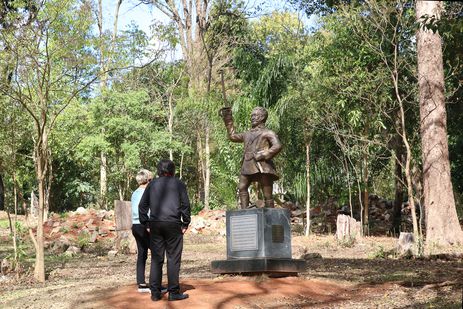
[
  {"xmin": 272, "ymin": 225, "xmax": 284, "ymax": 243},
  {"xmin": 230, "ymin": 214, "xmax": 258, "ymax": 251}
]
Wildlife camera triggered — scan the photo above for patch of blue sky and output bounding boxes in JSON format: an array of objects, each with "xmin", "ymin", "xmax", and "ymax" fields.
[{"xmin": 100, "ymin": 0, "xmax": 318, "ymax": 62}]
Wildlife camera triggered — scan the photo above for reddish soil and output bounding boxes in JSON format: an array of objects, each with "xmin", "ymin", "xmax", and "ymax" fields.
[{"xmin": 100, "ymin": 278, "xmax": 390, "ymax": 309}]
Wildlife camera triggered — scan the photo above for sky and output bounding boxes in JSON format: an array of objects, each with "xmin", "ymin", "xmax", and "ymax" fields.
[
  {"xmin": 100, "ymin": 0, "xmax": 316, "ymax": 62},
  {"xmin": 102, "ymin": 0, "xmax": 314, "ymax": 35}
]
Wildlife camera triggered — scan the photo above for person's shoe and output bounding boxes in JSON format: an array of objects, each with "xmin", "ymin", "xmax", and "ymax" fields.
[
  {"xmin": 151, "ymin": 292, "xmax": 162, "ymax": 301},
  {"xmin": 168, "ymin": 293, "xmax": 189, "ymax": 301},
  {"xmin": 137, "ymin": 284, "xmax": 150, "ymax": 293},
  {"xmin": 150, "ymin": 286, "xmax": 168, "ymax": 294}
]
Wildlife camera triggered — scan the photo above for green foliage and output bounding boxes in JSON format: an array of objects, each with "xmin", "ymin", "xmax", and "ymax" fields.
[
  {"xmin": 0, "ymin": 219, "xmax": 9, "ymax": 229},
  {"xmin": 77, "ymin": 231, "xmax": 90, "ymax": 249},
  {"xmin": 190, "ymin": 202, "xmax": 204, "ymax": 216},
  {"xmin": 368, "ymin": 245, "xmax": 387, "ymax": 259},
  {"xmin": 59, "ymin": 226, "xmax": 70, "ymax": 234},
  {"xmin": 14, "ymin": 221, "xmax": 26, "ymax": 235},
  {"xmin": 6, "ymin": 240, "xmax": 29, "ymax": 271}
]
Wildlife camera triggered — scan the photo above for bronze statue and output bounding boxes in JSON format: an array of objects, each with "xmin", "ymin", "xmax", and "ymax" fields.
[{"xmin": 219, "ymin": 106, "xmax": 282, "ymax": 209}]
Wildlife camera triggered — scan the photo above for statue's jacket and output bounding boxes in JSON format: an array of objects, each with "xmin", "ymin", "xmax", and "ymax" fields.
[{"xmin": 225, "ymin": 120, "xmax": 282, "ymax": 180}]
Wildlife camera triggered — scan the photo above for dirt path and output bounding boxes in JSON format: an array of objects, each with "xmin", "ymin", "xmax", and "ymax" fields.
[
  {"xmin": 98, "ymin": 277, "xmax": 375, "ymax": 309},
  {"xmin": 1, "ymin": 234, "xmax": 463, "ymax": 308}
]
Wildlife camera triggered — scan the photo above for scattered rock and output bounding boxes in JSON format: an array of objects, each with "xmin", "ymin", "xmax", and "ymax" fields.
[
  {"xmin": 50, "ymin": 226, "xmax": 61, "ymax": 236},
  {"xmin": 1, "ymin": 258, "xmax": 11, "ymax": 275},
  {"xmin": 75, "ymin": 207, "xmax": 87, "ymax": 215},
  {"xmin": 97, "ymin": 211, "xmax": 107, "ymax": 221},
  {"xmin": 90, "ymin": 231, "xmax": 99, "ymax": 243},
  {"xmin": 65, "ymin": 246, "xmax": 81, "ymax": 256},
  {"xmin": 51, "ymin": 236, "xmax": 71, "ymax": 253},
  {"xmin": 108, "ymin": 250, "xmax": 118, "ymax": 257},
  {"xmin": 397, "ymin": 232, "xmax": 416, "ymax": 257},
  {"xmin": 99, "ymin": 228, "xmax": 109, "ymax": 236}
]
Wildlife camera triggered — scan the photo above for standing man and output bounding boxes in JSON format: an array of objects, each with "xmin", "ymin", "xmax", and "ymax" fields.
[
  {"xmin": 220, "ymin": 106, "xmax": 282, "ymax": 209},
  {"xmin": 139, "ymin": 159, "xmax": 191, "ymax": 302}
]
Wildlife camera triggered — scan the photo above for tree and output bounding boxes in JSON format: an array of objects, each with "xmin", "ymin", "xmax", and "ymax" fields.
[
  {"xmin": 416, "ymin": 0, "xmax": 463, "ymax": 246},
  {"xmin": 0, "ymin": 0, "xmax": 95, "ymax": 281}
]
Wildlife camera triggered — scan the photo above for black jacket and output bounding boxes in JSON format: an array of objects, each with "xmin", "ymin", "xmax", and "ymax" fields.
[{"xmin": 138, "ymin": 176, "xmax": 191, "ymax": 228}]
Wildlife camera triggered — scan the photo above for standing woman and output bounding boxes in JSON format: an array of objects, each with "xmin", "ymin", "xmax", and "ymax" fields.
[
  {"xmin": 130, "ymin": 169, "xmax": 153, "ymax": 293},
  {"xmin": 139, "ymin": 159, "xmax": 191, "ymax": 302}
]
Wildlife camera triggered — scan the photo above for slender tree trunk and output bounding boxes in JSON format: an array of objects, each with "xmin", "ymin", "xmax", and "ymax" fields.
[
  {"xmin": 179, "ymin": 152, "xmax": 184, "ymax": 180},
  {"xmin": 391, "ymin": 132, "xmax": 404, "ymax": 235},
  {"xmin": 355, "ymin": 163, "xmax": 363, "ymax": 236},
  {"xmin": 197, "ymin": 132, "xmax": 205, "ymax": 204},
  {"xmin": 168, "ymin": 93, "xmax": 174, "ymax": 160},
  {"xmin": 100, "ymin": 151, "xmax": 107, "ymax": 209},
  {"xmin": 96, "ymin": 0, "xmax": 122, "ymax": 209},
  {"xmin": 344, "ymin": 157, "xmax": 353, "ymax": 218},
  {"xmin": 13, "ymin": 174, "xmax": 18, "ymax": 267},
  {"xmin": 416, "ymin": 0, "xmax": 463, "ymax": 246},
  {"xmin": 362, "ymin": 152, "xmax": 369, "ymax": 235},
  {"xmin": 387, "ymin": 12, "xmax": 419, "ymax": 239},
  {"xmin": 118, "ymin": 185, "xmax": 123, "ymax": 201},
  {"xmin": 33, "ymin": 130, "xmax": 47, "ymax": 282},
  {"xmin": 0, "ymin": 173, "xmax": 4, "ymax": 211},
  {"xmin": 305, "ymin": 141, "xmax": 311, "ymax": 236},
  {"xmin": 204, "ymin": 126, "xmax": 211, "ymax": 210}
]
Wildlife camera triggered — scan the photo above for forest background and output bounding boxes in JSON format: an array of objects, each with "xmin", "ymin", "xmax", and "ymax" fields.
[{"xmin": 0, "ymin": 0, "xmax": 462, "ymax": 282}]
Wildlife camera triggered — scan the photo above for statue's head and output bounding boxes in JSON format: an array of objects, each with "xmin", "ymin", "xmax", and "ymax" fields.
[{"xmin": 251, "ymin": 107, "xmax": 268, "ymax": 128}]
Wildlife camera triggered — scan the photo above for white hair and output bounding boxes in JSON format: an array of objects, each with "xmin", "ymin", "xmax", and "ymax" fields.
[{"xmin": 135, "ymin": 169, "xmax": 152, "ymax": 185}]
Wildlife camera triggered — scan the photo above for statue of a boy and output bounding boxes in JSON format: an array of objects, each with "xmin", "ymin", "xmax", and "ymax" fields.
[{"xmin": 220, "ymin": 106, "xmax": 282, "ymax": 209}]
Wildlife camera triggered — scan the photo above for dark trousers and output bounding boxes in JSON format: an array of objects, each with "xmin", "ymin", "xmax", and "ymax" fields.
[
  {"xmin": 131, "ymin": 224, "xmax": 149, "ymax": 284},
  {"xmin": 149, "ymin": 221, "xmax": 183, "ymax": 294}
]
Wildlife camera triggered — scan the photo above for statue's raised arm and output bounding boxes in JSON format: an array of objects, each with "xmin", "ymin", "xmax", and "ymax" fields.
[{"xmin": 219, "ymin": 107, "xmax": 244, "ymax": 143}]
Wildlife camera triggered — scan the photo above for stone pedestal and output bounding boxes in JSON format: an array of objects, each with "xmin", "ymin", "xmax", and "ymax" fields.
[{"xmin": 211, "ymin": 208, "xmax": 306, "ymax": 274}]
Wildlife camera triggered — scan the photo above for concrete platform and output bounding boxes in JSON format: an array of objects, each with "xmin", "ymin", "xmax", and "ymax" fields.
[{"xmin": 211, "ymin": 258, "xmax": 306, "ymax": 275}]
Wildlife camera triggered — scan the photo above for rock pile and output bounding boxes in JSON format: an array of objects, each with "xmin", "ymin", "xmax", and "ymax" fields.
[
  {"xmin": 368, "ymin": 195, "xmax": 394, "ymax": 224},
  {"xmin": 43, "ymin": 209, "xmax": 115, "ymax": 253},
  {"xmin": 189, "ymin": 210, "xmax": 226, "ymax": 235}
]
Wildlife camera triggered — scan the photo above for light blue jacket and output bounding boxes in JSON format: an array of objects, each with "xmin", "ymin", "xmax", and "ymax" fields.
[{"xmin": 131, "ymin": 188, "xmax": 145, "ymax": 225}]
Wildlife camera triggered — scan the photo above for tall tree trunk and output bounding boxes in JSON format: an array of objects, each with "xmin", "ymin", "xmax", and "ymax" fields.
[
  {"xmin": 416, "ymin": 0, "xmax": 463, "ymax": 246},
  {"xmin": 362, "ymin": 152, "xmax": 369, "ymax": 235},
  {"xmin": 197, "ymin": 132, "xmax": 205, "ymax": 204},
  {"xmin": 0, "ymin": 173, "xmax": 4, "ymax": 211},
  {"xmin": 387, "ymin": 9, "xmax": 419, "ymax": 239},
  {"xmin": 179, "ymin": 152, "xmax": 184, "ymax": 180},
  {"xmin": 343, "ymin": 156, "xmax": 353, "ymax": 218},
  {"xmin": 100, "ymin": 151, "xmax": 107, "ymax": 209},
  {"xmin": 305, "ymin": 141, "xmax": 311, "ymax": 236},
  {"xmin": 96, "ymin": 0, "xmax": 122, "ymax": 209},
  {"xmin": 33, "ymin": 129, "xmax": 48, "ymax": 282},
  {"xmin": 204, "ymin": 126, "xmax": 211, "ymax": 210},
  {"xmin": 391, "ymin": 131, "xmax": 404, "ymax": 235},
  {"xmin": 168, "ymin": 92, "xmax": 174, "ymax": 161}
]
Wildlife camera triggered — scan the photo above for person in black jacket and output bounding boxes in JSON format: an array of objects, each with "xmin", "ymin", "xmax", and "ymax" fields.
[{"xmin": 138, "ymin": 159, "xmax": 191, "ymax": 302}]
